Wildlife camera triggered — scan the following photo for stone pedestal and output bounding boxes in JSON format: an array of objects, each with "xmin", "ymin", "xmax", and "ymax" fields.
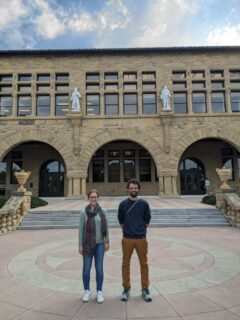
[
  {"xmin": 158, "ymin": 174, "xmax": 179, "ymax": 197},
  {"xmin": 67, "ymin": 173, "xmax": 87, "ymax": 199}
]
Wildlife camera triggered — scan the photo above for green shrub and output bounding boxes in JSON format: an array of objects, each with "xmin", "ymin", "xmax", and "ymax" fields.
[
  {"xmin": 31, "ymin": 196, "xmax": 48, "ymax": 208},
  {"xmin": 201, "ymin": 194, "xmax": 216, "ymax": 206},
  {"xmin": 0, "ymin": 195, "xmax": 48, "ymax": 209},
  {"xmin": 0, "ymin": 196, "xmax": 9, "ymax": 208}
]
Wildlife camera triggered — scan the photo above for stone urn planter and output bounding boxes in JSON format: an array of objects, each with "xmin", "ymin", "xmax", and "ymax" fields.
[
  {"xmin": 14, "ymin": 170, "xmax": 31, "ymax": 192},
  {"xmin": 216, "ymin": 167, "xmax": 232, "ymax": 190}
]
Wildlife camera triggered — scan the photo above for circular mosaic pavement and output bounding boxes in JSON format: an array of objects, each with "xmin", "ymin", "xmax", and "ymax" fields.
[{"xmin": 8, "ymin": 235, "xmax": 240, "ymax": 296}]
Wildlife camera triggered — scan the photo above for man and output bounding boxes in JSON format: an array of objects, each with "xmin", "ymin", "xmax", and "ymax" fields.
[{"xmin": 118, "ymin": 179, "xmax": 152, "ymax": 302}]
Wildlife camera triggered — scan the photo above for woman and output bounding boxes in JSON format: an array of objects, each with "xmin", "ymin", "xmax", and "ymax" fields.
[{"xmin": 79, "ymin": 189, "xmax": 109, "ymax": 303}]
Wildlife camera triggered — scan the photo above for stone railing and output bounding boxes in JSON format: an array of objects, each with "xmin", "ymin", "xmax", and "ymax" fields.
[
  {"xmin": 0, "ymin": 191, "xmax": 31, "ymax": 236},
  {"xmin": 216, "ymin": 191, "xmax": 240, "ymax": 228}
]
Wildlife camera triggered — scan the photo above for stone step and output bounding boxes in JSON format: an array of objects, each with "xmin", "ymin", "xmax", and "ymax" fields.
[{"xmin": 19, "ymin": 207, "xmax": 230, "ymax": 229}]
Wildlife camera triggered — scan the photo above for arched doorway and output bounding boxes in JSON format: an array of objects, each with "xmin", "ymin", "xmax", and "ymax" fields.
[
  {"xmin": 178, "ymin": 138, "xmax": 240, "ymax": 195},
  {"xmin": 0, "ymin": 141, "xmax": 67, "ymax": 197},
  {"xmin": 39, "ymin": 160, "xmax": 64, "ymax": 197},
  {"xmin": 87, "ymin": 140, "xmax": 158, "ymax": 195},
  {"xmin": 180, "ymin": 158, "xmax": 205, "ymax": 195}
]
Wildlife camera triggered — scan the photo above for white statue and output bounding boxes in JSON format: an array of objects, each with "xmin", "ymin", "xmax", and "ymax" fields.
[
  {"xmin": 160, "ymin": 85, "xmax": 171, "ymax": 111},
  {"xmin": 71, "ymin": 87, "xmax": 81, "ymax": 112}
]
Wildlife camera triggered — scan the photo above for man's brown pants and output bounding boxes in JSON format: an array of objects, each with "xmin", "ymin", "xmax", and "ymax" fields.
[{"xmin": 121, "ymin": 237, "xmax": 149, "ymax": 289}]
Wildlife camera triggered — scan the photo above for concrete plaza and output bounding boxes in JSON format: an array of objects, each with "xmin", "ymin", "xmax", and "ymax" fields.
[{"xmin": 1, "ymin": 226, "xmax": 240, "ymax": 320}]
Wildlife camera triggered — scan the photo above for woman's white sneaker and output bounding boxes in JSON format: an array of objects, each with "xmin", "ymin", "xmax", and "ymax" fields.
[
  {"xmin": 96, "ymin": 291, "xmax": 104, "ymax": 303},
  {"xmin": 82, "ymin": 290, "xmax": 90, "ymax": 302}
]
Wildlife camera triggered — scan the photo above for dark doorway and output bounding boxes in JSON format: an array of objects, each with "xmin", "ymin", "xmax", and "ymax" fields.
[
  {"xmin": 180, "ymin": 158, "xmax": 205, "ymax": 195},
  {"xmin": 39, "ymin": 160, "xmax": 64, "ymax": 197}
]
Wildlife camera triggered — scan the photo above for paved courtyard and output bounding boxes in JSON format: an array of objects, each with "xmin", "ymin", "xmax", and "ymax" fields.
[{"xmin": 1, "ymin": 226, "xmax": 240, "ymax": 320}]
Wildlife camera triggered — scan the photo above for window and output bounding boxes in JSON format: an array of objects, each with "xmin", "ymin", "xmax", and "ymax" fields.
[
  {"xmin": 173, "ymin": 82, "xmax": 186, "ymax": 90},
  {"xmin": 18, "ymin": 74, "xmax": 31, "ymax": 81},
  {"xmin": 93, "ymin": 159, "xmax": 104, "ymax": 182},
  {"xmin": 105, "ymin": 83, "xmax": 118, "ymax": 90},
  {"xmin": 142, "ymin": 72, "xmax": 155, "ymax": 80},
  {"xmin": 142, "ymin": 83, "xmax": 156, "ymax": 90},
  {"xmin": 142, "ymin": 93, "xmax": 156, "ymax": 114},
  {"xmin": 172, "ymin": 71, "xmax": 186, "ymax": 79},
  {"xmin": 124, "ymin": 159, "xmax": 135, "ymax": 182},
  {"xmin": 11, "ymin": 161, "xmax": 22, "ymax": 184},
  {"xmin": 238, "ymin": 158, "xmax": 240, "ymax": 180},
  {"xmin": 230, "ymin": 81, "xmax": 240, "ymax": 89},
  {"xmin": 105, "ymin": 94, "xmax": 119, "ymax": 115},
  {"xmin": 192, "ymin": 93, "xmax": 206, "ymax": 113},
  {"xmin": 18, "ymin": 85, "xmax": 31, "ymax": 92},
  {"xmin": 0, "ymin": 96, "xmax": 12, "ymax": 116},
  {"xmin": 139, "ymin": 159, "xmax": 151, "ymax": 181},
  {"xmin": 192, "ymin": 81, "xmax": 205, "ymax": 89},
  {"xmin": 173, "ymin": 93, "xmax": 187, "ymax": 113},
  {"xmin": 56, "ymin": 84, "xmax": 69, "ymax": 92},
  {"xmin": 86, "ymin": 83, "xmax": 100, "ymax": 90},
  {"xmin": 123, "ymin": 72, "xmax": 137, "ymax": 80},
  {"xmin": 0, "ymin": 74, "xmax": 12, "ymax": 82},
  {"xmin": 87, "ymin": 94, "xmax": 100, "ymax": 115},
  {"xmin": 37, "ymin": 84, "xmax": 50, "ymax": 92},
  {"xmin": 231, "ymin": 92, "xmax": 240, "ymax": 112},
  {"xmin": 211, "ymin": 81, "xmax": 224, "ymax": 89},
  {"xmin": 191, "ymin": 70, "xmax": 205, "ymax": 78},
  {"xmin": 37, "ymin": 95, "xmax": 50, "ymax": 116},
  {"xmin": 55, "ymin": 95, "xmax": 68, "ymax": 116},
  {"xmin": 0, "ymin": 162, "xmax": 7, "ymax": 184},
  {"xmin": 18, "ymin": 95, "xmax": 32, "ymax": 116},
  {"xmin": 230, "ymin": 70, "xmax": 240, "ymax": 78},
  {"xmin": 211, "ymin": 92, "xmax": 226, "ymax": 113},
  {"xmin": 108, "ymin": 150, "xmax": 120, "ymax": 157},
  {"xmin": 86, "ymin": 73, "xmax": 100, "ymax": 80},
  {"xmin": 108, "ymin": 160, "xmax": 120, "ymax": 182},
  {"xmin": 56, "ymin": 73, "xmax": 69, "ymax": 81},
  {"xmin": 104, "ymin": 73, "xmax": 118, "ymax": 80},
  {"xmin": 0, "ymin": 85, "xmax": 12, "ymax": 92},
  {"xmin": 210, "ymin": 70, "xmax": 224, "ymax": 78},
  {"xmin": 37, "ymin": 74, "xmax": 50, "ymax": 81},
  {"xmin": 124, "ymin": 93, "xmax": 137, "ymax": 114},
  {"xmin": 124, "ymin": 83, "xmax": 137, "ymax": 90}
]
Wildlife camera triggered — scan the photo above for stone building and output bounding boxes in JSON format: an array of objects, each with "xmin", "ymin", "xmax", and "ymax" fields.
[{"xmin": 0, "ymin": 47, "xmax": 240, "ymax": 197}]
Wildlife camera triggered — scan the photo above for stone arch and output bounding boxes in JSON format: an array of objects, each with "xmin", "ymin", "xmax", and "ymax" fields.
[
  {"xmin": 171, "ymin": 127, "xmax": 240, "ymax": 170},
  {"xmin": 0, "ymin": 130, "xmax": 75, "ymax": 173},
  {"xmin": 80, "ymin": 128, "xmax": 162, "ymax": 175}
]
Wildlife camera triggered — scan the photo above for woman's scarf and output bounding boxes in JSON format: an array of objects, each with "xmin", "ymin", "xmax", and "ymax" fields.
[{"xmin": 83, "ymin": 204, "xmax": 107, "ymax": 254}]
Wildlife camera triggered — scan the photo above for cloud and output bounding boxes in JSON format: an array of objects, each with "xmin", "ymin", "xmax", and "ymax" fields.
[
  {"xmin": 68, "ymin": 0, "xmax": 131, "ymax": 35},
  {"xmin": 207, "ymin": 24, "xmax": 240, "ymax": 46},
  {"xmin": 98, "ymin": 0, "xmax": 131, "ymax": 31},
  {"xmin": 131, "ymin": 0, "xmax": 201, "ymax": 47},
  {"xmin": 0, "ymin": 0, "xmax": 27, "ymax": 30},
  {"xmin": 34, "ymin": 0, "xmax": 66, "ymax": 39},
  {"xmin": 68, "ymin": 12, "xmax": 96, "ymax": 34}
]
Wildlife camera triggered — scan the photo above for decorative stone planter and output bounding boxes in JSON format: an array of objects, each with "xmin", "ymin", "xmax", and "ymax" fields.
[
  {"xmin": 14, "ymin": 170, "xmax": 31, "ymax": 192},
  {"xmin": 216, "ymin": 167, "xmax": 232, "ymax": 190}
]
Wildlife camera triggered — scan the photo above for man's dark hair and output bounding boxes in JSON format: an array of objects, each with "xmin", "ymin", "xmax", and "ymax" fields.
[{"xmin": 127, "ymin": 179, "xmax": 141, "ymax": 189}]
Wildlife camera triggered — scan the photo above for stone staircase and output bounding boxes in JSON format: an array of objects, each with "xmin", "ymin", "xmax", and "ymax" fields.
[{"xmin": 19, "ymin": 207, "xmax": 230, "ymax": 229}]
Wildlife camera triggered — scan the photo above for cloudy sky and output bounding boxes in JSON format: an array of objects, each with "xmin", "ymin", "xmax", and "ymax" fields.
[{"xmin": 0, "ymin": 0, "xmax": 240, "ymax": 50}]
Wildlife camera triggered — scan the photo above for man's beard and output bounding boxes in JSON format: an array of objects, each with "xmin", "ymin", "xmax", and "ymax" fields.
[{"xmin": 130, "ymin": 191, "xmax": 138, "ymax": 198}]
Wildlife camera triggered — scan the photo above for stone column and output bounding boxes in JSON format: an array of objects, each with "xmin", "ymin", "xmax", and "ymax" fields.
[
  {"xmin": 100, "ymin": 93, "xmax": 104, "ymax": 116},
  {"xmin": 159, "ymin": 173, "xmax": 179, "ymax": 197},
  {"xmin": 12, "ymin": 93, "xmax": 17, "ymax": 116},
  {"xmin": 206, "ymin": 90, "xmax": 212, "ymax": 113},
  {"xmin": 66, "ymin": 173, "xmax": 87, "ymax": 199},
  {"xmin": 225, "ymin": 89, "xmax": 232, "ymax": 113},
  {"xmin": 161, "ymin": 116, "xmax": 173, "ymax": 154},
  {"xmin": 187, "ymin": 89, "xmax": 193, "ymax": 114},
  {"xmin": 119, "ymin": 90, "xmax": 123, "ymax": 116}
]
